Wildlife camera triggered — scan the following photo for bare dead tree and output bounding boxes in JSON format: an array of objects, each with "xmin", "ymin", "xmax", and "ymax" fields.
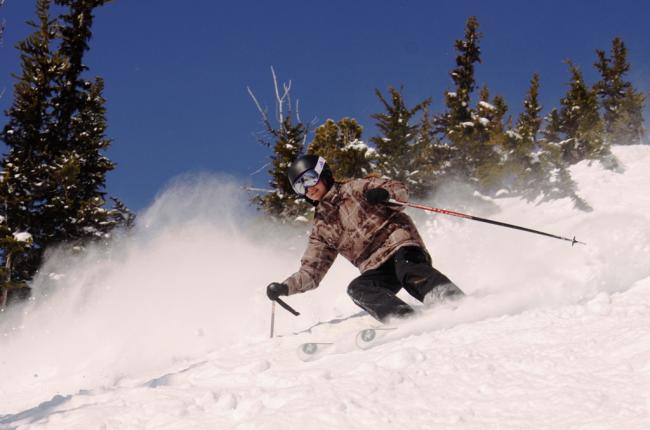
[{"xmin": 247, "ymin": 66, "xmax": 312, "ymax": 148}]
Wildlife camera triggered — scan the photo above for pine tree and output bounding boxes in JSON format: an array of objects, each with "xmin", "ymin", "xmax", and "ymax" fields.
[
  {"xmin": 434, "ymin": 16, "xmax": 496, "ymax": 188},
  {"xmin": 473, "ymin": 86, "xmax": 509, "ymax": 190},
  {"xmin": 370, "ymin": 86, "xmax": 430, "ymax": 193},
  {"xmin": 594, "ymin": 37, "xmax": 647, "ymax": 146},
  {"xmin": 248, "ymin": 68, "xmax": 311, "ymax": 222},
  {"xmin": 307, "ymin": 117, "xmax": 374, "ymax": 181},
  {"xmin": 558, "ymin": 61, "xmax": 614, "ymax": 167},
  {"xmin": 0, "ymin": 0, "xmax": 131, "ymax": 292},
  {"xmin": 409, "ymin": 108, "xmax": 452, "ymax": 198},
  {"xmin": 510, "ymin": 73, "xmax": 544, "ymax": 196},
  {"xmin": 0, "ymin": 0, "xmax": 63, "ymax": 285},
  {"xmin": 538, "ymin": 109, "xmax": 591, "ymax": 210}
]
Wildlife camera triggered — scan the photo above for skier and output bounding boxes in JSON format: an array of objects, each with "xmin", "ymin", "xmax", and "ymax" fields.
[{"xmin": 266, "ymin": 155, "xmax": 464, "ymax": 322}]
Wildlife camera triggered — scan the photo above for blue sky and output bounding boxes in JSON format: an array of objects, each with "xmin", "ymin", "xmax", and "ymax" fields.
[{"xmin": 1, "ymin": 0, "xmax": 649, "ymax": 211}]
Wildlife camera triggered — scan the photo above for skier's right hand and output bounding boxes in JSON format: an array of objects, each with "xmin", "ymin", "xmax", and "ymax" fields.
[{"xmin": 266, "ymin": 282, "xmax": 289, "ymax": 301}]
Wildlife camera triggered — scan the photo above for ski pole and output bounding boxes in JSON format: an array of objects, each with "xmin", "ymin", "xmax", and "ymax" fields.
[
  {"xmin": 270, "ymin": 298, "xmax": 299, "ymax": 338},
  {"xmin": 388, "ymin": 199, "xmax": 585, "ymax": 246},
  {"xmin": 270, "ymin": 301, "xmax": 276, "ymax": 338},
  {"xmin": 274, "ymin": 297, "xmax": 300, "ymax": 316}
]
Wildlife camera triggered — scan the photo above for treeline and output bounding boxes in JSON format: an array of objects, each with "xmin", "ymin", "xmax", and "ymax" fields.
[
  {"xmin": 252, "ymin": 17, "xmax": 647, "ymax": 222},
  {"xmin": 0, "ymin": 0, "xmax": 132, "ymax": 307}
]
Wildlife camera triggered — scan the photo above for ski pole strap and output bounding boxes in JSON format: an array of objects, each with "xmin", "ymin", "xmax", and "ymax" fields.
[
  {"xmin": 274, "ymin": 297, "xmax": 300, "ymax": 316},
  {"xmin": 388, "ymin": 199, "xmax": 585, "ymax": 246}
]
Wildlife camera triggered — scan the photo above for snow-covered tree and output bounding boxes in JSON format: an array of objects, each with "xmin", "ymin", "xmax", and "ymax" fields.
[
  {"xmin": 538, "ymin": 109, "xmax": 591, "ymax": 210},
  {"xmin": 594, "ymin": 37, "xmax": 647, "ymax": 146},
  {"xmin": 248, "ymin": 68, "xmax": 311, "ymax": 222},
  {"xmin": 0, "ymin": 0, "xmax": 132, "ymax": 293},
  {"xmin": 408, "ymin": 107, "xmax": 453, "ymax": 198},
  {"xmin": 508, "ymin": 73, "xmax": 544, "ymax": 196},
  {"xmin": 370, "ymin": 86, "xmax": 431, "ymax": 193},
  {"xmin": 473, "ymin": 86, "xmax": 509, "ymax": 191},
  {"xmin": 434, "ymin": 16, "xmax": 507, "ymax": 191},
  {"xmin": 307, "ymin": 118, "xmax": 374, "ymax": 181},
  {"xmin": 557, "ymin": 61, "xmax": 615, "ymax": 167}
]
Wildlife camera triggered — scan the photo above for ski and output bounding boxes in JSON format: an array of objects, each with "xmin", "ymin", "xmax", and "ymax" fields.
[
  {"xmin": 355, "ymin": 326, "xmax": 397, "ymax": 350},
  {"xmin": 297, "ymin": 342, "xmax": 335, "ymax": 361},
  {"xmin": 295, "ymin": 293, "xmax": 472, "ymax": 361},
  {"xmin": 297, "ymin": 326, "xmax": 397, "ymax": 361}
]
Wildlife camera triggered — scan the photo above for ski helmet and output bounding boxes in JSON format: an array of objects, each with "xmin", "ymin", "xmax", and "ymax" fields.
[{"xmin": 287, "ymin": 154, "xmax": 333, "ymax": 195}]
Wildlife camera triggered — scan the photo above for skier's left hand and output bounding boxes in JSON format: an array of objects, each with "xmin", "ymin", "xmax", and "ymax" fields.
[
  {"xmin": 365, "ymin": 187, "xmax": 390, "ymax": 205},
  {"xmin": 267, "ymin": 282, "xmax": 289, "ymax": 301}
]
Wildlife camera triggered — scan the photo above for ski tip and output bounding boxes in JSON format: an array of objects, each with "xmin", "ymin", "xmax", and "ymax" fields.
[
  {"xmin": 297, "ymin": 342, "xmax": 334, "ymax": 362},
  {"xmin": 301, "ymin": 343, "xmax": 320, "ymax": 355},
  {"xmin": 355, "ymin": 328, "xmax": 378, "ymax": 350}
]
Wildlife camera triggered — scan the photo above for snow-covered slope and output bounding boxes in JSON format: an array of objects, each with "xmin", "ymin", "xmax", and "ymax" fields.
[{"xmin": 2, "ymin": 146, "xmax": 650, "ymax": 429}]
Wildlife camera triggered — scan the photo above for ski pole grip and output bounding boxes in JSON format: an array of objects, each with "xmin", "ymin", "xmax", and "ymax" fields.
[{"xmin": 275, "ymin": 297, "xmax": 300, "ymax": 316}]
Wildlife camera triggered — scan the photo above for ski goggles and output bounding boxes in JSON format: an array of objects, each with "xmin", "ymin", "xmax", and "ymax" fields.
[{"xmin": 291, "ymin": 157, "xmax": 326, "ymax": 195}]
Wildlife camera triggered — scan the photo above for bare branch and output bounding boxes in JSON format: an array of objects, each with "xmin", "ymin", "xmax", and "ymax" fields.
[
  {"xmin": 295, "ymin": 99, "xmax": 301, "ymax": 124},
  {"xmin": 249, "ymin": 162, "xmax": 271, "ymax": 177},
  {"xmin": 248, "ymin": 67, "xmax": 309, "ymax": 147},
  {"xmin": 271, "ymin": 66, "xmax": 282, "ymax": 123},
  {"xmin": 247, "ymin": 86, "xmax": 278, "ymax": 142},
  {"xmin": 271, "ymin": 66, "xmax": 293, "ymax": 126},
  {"xmin": 247, "ymin": 86, "xmax": 269, "ymax": 123},
  {"xmin": 282, "ymin": 81, "xmax": 292, "ymax": 106},
  {"xmin": 242, "ymin": 186, "xmax": 275, "ymax": 194}
]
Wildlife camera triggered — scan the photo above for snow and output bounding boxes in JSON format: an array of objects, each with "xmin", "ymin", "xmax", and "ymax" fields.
[
  {"xmin": 342, "ymin": 139, "xmax": 372, "ymax": 153},
  {"xmin": 506, "ymin": 130, "xmax": 523, "ymax": 139},
  {"xmin": 478, "ymin": 101, "xmax": 496, "ymax": 111},
  {"xmin": 2, "ymin": 146, "xmax": 650, "ymax": 429},
  {"xmin": 12, "ymin": 231, "xmax": 32, "ymax": 243}
]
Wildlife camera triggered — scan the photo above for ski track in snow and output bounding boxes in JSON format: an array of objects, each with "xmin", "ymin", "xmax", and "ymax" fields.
[{"xmin": 2, "ymin": 146, "xmax": 650, "ymax": 429}]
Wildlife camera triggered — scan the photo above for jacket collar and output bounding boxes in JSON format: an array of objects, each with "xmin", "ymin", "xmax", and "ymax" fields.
[{"xmin": 315, "ymin": 182, "xmax": 341, "ymax": 212}]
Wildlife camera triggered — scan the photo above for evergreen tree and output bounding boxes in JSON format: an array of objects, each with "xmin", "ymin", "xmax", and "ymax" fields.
[
  {"xmin": 409, "ymin": 107, "xmax": 452, "ymax": 198},
  {"xmin": 254, "ymin": 116, "xmax": 311, "ymax": 221},
  {"xmin": 370, "ymin": 86, "xmax": 430, "ymax": 193},
  {"xmin": 538, "ymin": 108, "xmax": 591, "ymax": 210},
  {"xmin": 594, "ymin": 37, "xmax": 647, "ymax": 146},
  {"xmin": 510, "ymin": 73, "xmax": 544, "ymax": 196},
  {"xmin": 558, "ymin": 61, "xmax": 614, "ymax": 166},
  {"xmin": 0, "ymin": 0, "xmax": 131, "ymax": 290},
  {"xmin": 307, "ymin": 117, "xmax": 374, "ymax": 181},
  {"xmin": 473, "ymin": 86, "xmax": 509, "ymax": 190},
  {"xmin": 0, "ymin": 0, "xmax": 63, "ymax": 284},
  {"xmin": 248, "ymin": 68, "xmax": 311, "ymax": 222},
  {"xmin": 434, "ymin": 16, "xmax": 505, "ymax": 190}
]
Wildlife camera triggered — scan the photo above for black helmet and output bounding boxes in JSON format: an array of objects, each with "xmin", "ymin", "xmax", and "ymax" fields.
[{"xmin": 287, "ymin": 154, "xmax": 333, "ymax": 195}]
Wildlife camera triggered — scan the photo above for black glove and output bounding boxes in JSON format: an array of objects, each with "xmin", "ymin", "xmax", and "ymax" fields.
[
  {"xmin": 365, "ymin": 187, "xmax": 390, "ymax": 205},
  {"xmin": 266, "ymin": 282, "xmax": 289, "ymax": 301}
]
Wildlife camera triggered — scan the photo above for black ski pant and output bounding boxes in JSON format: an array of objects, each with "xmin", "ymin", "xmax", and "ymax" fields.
[{"xmin": 347, "ymin": 246, "xmax": 460, "ymax": 322}]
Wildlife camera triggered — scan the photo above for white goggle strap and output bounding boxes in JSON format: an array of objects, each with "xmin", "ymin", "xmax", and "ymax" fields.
[{"xmin": 314, "ymin": 156, "xmax": 326, "ymax": 176}]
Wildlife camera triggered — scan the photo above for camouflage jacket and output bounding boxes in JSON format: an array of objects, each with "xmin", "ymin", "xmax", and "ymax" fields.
[{"xmin": 284, "ymin": 177, "xmax": 427, "ymax": 295}]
